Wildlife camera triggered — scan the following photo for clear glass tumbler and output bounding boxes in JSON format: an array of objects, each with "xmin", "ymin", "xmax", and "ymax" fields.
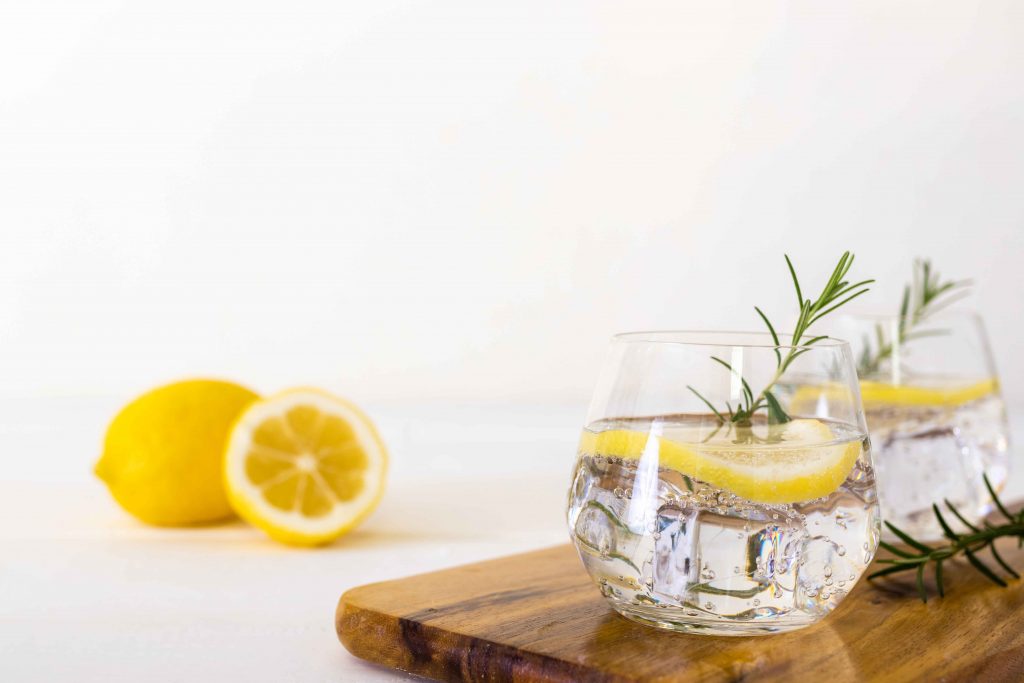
[
  {"xmin": 833, "ymin": 311, "xmax": 1011, "ymax": 540},
  {"xmin": 567, "ymin": 332, "xmax": 880, "ymax": 635}
]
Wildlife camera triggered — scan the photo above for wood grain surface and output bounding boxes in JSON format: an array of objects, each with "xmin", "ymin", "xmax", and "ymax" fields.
[{"xmin": 336, "ymin": 540, "xmax": 1024, "ymax": 682}]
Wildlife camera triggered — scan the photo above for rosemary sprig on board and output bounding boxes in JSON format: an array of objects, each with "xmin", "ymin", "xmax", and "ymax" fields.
[
  {"xmin": 869, "ymin": 475, "xmax": 1023, "ymax": 602},
  {"xmin": 857, "ymin": 259, "xmax": 971, "ymax": 377},
  {"xmin": 689, "ymin": 251, "xmax": 873, "ymax": 429}
]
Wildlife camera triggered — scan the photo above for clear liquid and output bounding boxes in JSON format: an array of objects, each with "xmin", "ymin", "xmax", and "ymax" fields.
[
  {"xmin": 867, "ymin": 392, "xmax": 1010, "ymax": 540},
  {"xmin": 567, "ymin": 415, "xmax": 880, "ymax": 635}
]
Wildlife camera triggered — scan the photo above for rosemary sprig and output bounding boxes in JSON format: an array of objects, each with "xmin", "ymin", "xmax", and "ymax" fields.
[
  {"xmin": 690, "ymin": 251, "xmax": 873, "ymax": 429},
  {"xmin": 858, "ymin": 259, "xmax": 972, "ymax": 377},
  {"xmin": 869, "ymin": 474, "xmax": 1024, "ymax": 602}
]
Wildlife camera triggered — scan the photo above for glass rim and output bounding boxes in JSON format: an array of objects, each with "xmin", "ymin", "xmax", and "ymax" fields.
[{"xmin": 611, "ymin": 330, "xmax": 851, "ymax": 351}]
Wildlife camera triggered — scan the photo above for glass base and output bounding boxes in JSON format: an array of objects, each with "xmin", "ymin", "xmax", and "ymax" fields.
[{"xmin": 612, "ymin": 604, "xmax": 818, "ymax": 636}]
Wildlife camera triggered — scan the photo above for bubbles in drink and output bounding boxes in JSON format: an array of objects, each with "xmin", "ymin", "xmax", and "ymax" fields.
[{"xmin": 568, "ymin": 415, "xmax": 880, "ymax": 634}]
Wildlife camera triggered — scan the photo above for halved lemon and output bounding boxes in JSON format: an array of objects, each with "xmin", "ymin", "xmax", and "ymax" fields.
[
  {"xmin": 578, "ymin": 418, "xmax": 860, "ymax": 505},
  {"xmin": 224, "ymin": 388, "xmax": 387, "ymax": 546}
]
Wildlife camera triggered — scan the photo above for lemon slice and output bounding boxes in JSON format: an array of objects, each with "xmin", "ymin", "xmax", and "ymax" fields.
[
  {"xmin": 859, "ymin": 378, "xmax": 998, "ymax": 408},
  {"xmin": 224, "ymin": 389, "xmax": 387, "ymax": 546},
  {"xmin": 578, "ymin": 418, "xmax": 860, "ymax": 505},
  {"xmin": 788, "ymin": 378, "xmax": 998, "ymax": 414}
]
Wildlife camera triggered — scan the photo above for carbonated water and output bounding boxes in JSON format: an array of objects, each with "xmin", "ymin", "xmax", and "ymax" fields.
[{"xmin": 567, "ymin": 416, "xmax": 880, "ymax": 635}]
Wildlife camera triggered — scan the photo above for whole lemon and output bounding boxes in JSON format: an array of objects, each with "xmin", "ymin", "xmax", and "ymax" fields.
[{"xmin": 95, "ymin": 379, "xmax": 260, "ymax": 526}]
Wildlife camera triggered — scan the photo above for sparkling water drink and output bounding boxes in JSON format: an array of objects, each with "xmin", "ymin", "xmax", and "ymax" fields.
[
  {"xmin": 568, "ymin": 415, "xmax": 880, "ymax": 635},
  {"xmin": 864, "ymin": 383, "xmax": 1010, "ymax": 539},
  {"xmin": 836, "ymin": 309, "xmax": 1012, "ymax": 540},
  {"xmin": 573, "ymin": 332, "xmax": 880, "ymax": 634}
]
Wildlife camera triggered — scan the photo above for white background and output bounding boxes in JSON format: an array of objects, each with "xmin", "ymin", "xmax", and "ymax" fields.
[
  {"xmin": 2, "ymin": 2, "xmax": 1023, "ymax": 681},
  {"xmin": 2, "ymin": 1, "xmax": 1023, "ymax": 406}
]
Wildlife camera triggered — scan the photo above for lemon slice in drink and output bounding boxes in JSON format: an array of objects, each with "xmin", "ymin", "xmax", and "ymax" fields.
[
  {"xmin": 788, "ymin": 378, "xmax": 998, "ymax": 414},
  {"xmin": 578, "ymin": 418, "xmax": 860, "ymax": 505},
  {"xmin": 224, "ymin": 389, "xmax": 387, "ymax": 546},
  {"xmin": 858, "ymin": 378, "xmax": 998, "ymax": 408}
]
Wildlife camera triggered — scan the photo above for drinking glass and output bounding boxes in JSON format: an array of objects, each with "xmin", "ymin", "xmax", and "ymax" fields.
[
  {"xmin": 567, "ymin": 331, "xmax": 880, "ymax": 635},
  {"xmin": 833, "ymin": 311, "xmax": 1011, "ymax": 540}
]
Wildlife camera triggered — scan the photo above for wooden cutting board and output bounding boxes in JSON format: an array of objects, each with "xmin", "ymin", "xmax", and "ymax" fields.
[{"xmin": 336, "ymin": 541, "xmax": 1024, "ymax": 682}]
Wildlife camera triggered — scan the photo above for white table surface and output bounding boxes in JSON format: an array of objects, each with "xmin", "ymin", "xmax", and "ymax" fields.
[{"xmin": 1, "ymin": 397, "xmax": 1020, "ymax": 682}]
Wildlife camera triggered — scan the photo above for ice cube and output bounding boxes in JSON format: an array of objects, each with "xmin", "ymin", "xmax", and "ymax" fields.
[
  {"xmin": 747, "ymin": 524, "xmax": 802, "ymax": 589},
  {"xmin": 954, "ymin": 396, "xmax": 1011, "ymax": 491},
  {"xmin": 796, "ymin": 535, "xmax": 849, "ymax": 615},
  {"xmin": 573, "ymin": 498, "xmax": 639, "ymax": 559},
  {"xmin": 875, "ymin": 424, "xmax": 978, "ymax": 537},
  {"xmin": 648, "ymin": 503, "xmax": 699, "ymax": 601},
  {"xmin": 687, "ymin": 507, "xmax": 802, "ymax": 587}
]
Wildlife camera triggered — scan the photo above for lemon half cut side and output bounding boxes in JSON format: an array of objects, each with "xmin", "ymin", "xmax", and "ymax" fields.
[
  {"xmin": 578, "ymin": 418, "xmax": 861, "ymax": 505},
  {"xmin": 224, "ymin": 388, "xmax": 387, "ymax": 546}
]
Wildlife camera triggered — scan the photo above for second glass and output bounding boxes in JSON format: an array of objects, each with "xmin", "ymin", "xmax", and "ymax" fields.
[
  {"xmin": 568, "ymin": 332, "xmax": 880, "ymax": 635},
  {"xmin": 834, "ymin": 311, "xmax": 1011, "ymax": 540}
]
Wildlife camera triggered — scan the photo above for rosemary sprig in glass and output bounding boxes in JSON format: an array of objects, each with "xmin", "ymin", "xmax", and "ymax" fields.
[
  {"xmin": 869, "ymin": 475, "xmax": 1023, "ymax": 602},
  {"xmin": 689, "ymin": 251, "xmax": 873, "ymax": 430},
  {"xmin": 858, "ymin": 259, "xmax": 971, "ymax": 377}
]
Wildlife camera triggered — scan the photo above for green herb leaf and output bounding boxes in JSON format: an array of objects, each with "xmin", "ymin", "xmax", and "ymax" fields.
[
  {"xmin": 868, "ymin": 563, "xmax": 915, "ymax": 580},
  {"xmin": 754, "ymin": 306, "xmax": 782, "ymax": 366},
  {"xmin": 964, "ymin": 547, "xmax": 1007, "ymax": 587},
  {"xmin": 884, "ymin": 521, "xmax": 934, "ymax": 554},
  {"xmin": 870, "ymin": 475, "xmax": 1023, "ymax": 601},
  {"xmin": 990, "ymin": 543, "xmax": 1019, "ymax": 580},
  {"xmin": 687, "ymin": 385, "xmax": 724, "ymax": 423},
  {"xmin": 932, "ymin": 503, "xmax": 959, "ymax": 543},
  {"xmin": 697, "ymin": 252, "xmax": 872, "ymax": 428},
  {"xmin": 784, "ymin": 254, "xmax": 803, "ymax": 308},
  {"xmin": 944, "ymin": 499, "xmax": 981, "ymax": 534},
  {"xmin": 879, "ymin": 541, "xmax": 915, "ymax": 558},
  {"xmin": 985, "ymin": 476, "xmax": 1016, "ymax": 525},
  {"xmin": 764, "ymin": 391, "xmax": 791, "ymax": 425},
  {"xmin": 859, "ymin": 259, "xmax": 971, "ymax": 376}
]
